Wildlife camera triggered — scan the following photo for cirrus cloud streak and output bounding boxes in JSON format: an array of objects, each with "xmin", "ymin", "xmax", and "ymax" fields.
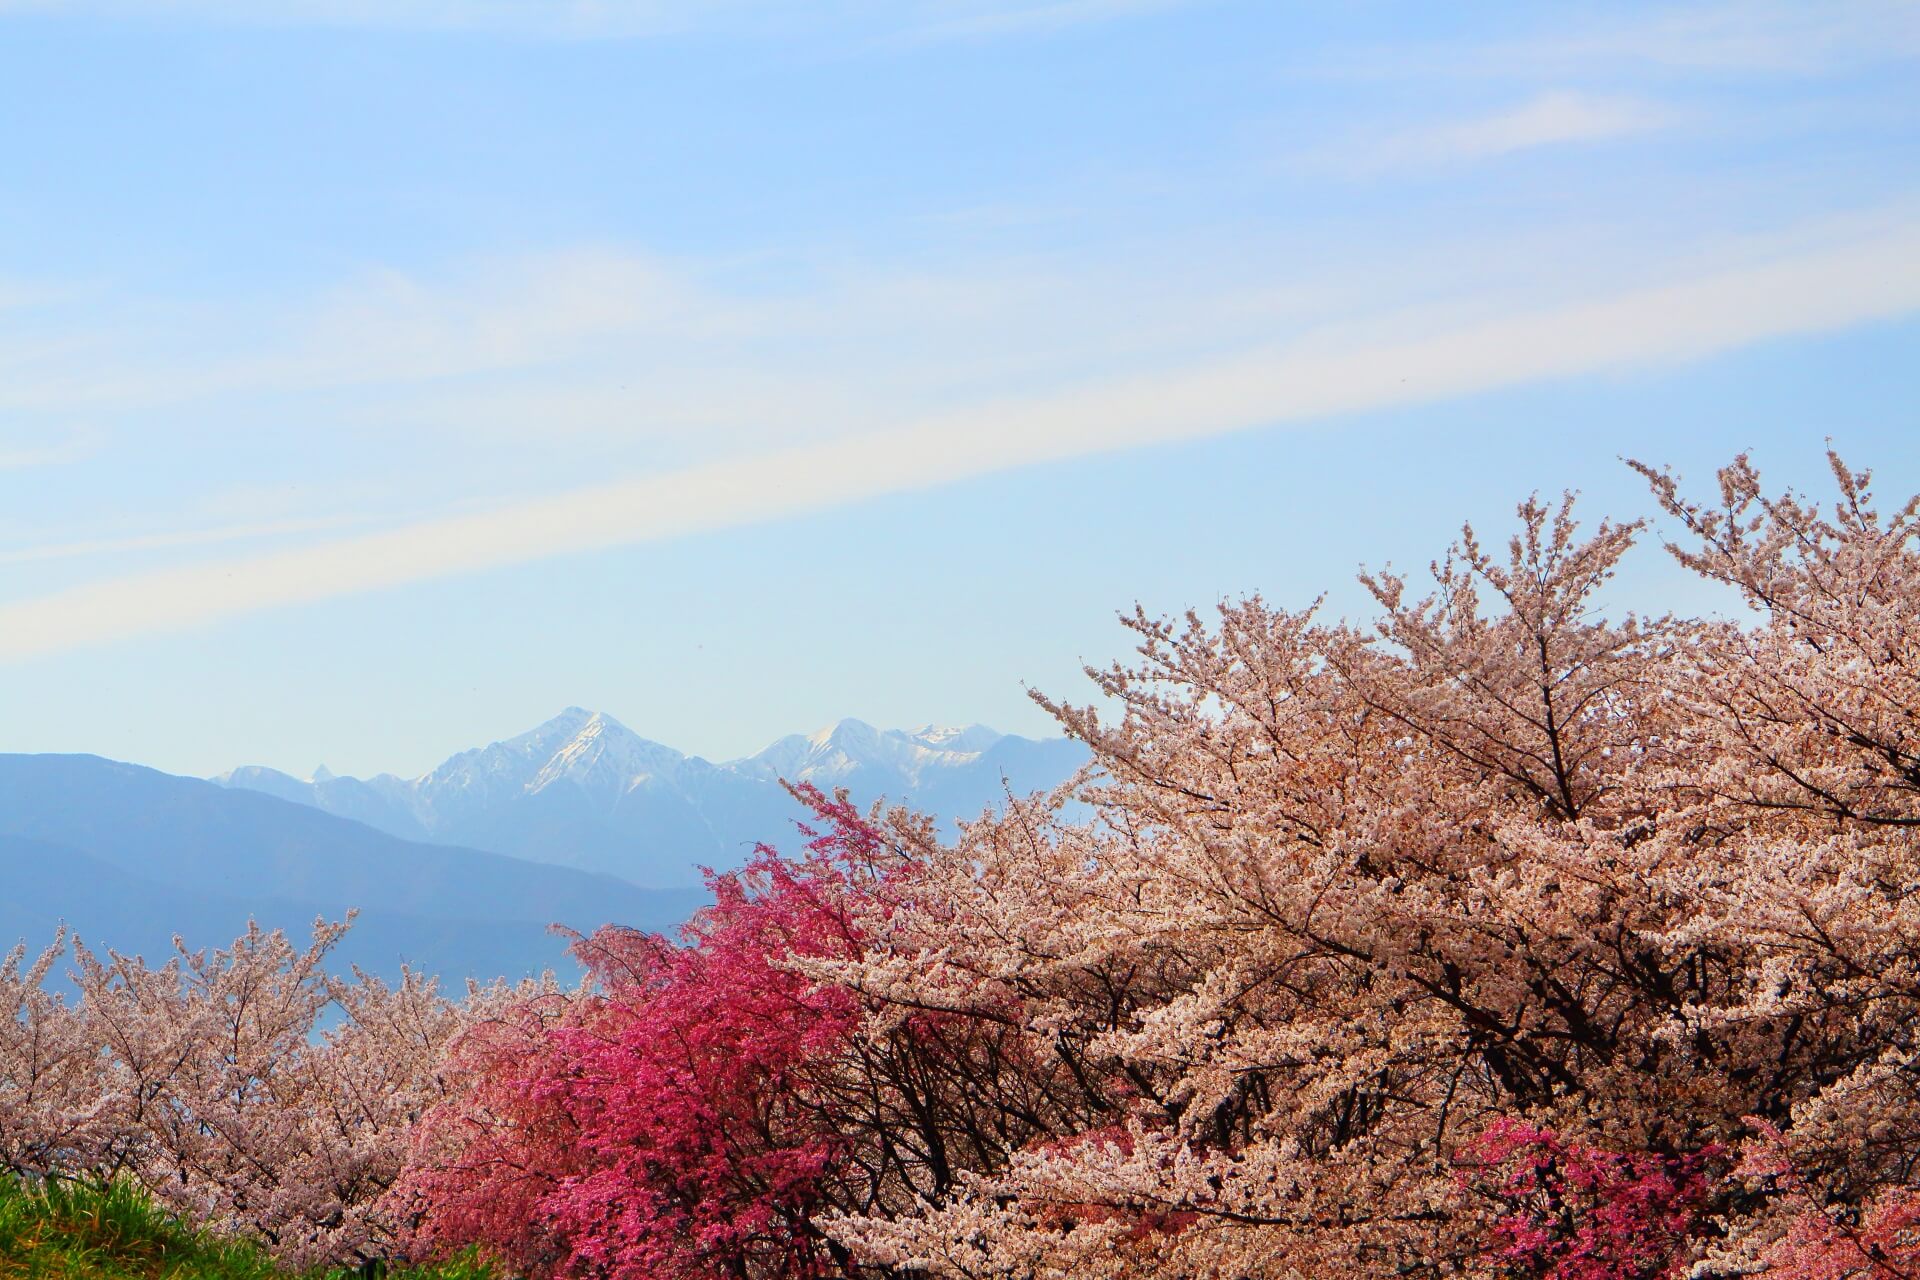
[{"xmin": 2, "ymin": 217, "xmax": 1917, "ymax": 661}]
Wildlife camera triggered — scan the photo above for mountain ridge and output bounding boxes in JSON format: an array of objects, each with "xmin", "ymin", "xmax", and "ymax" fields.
[
  {"xmin": 0, "ymin": 754, "xmax": 706, "ymax": 983},
  {"xmin": 215, "ymin": 710, "xmax": 1088, "ymax": 885}
]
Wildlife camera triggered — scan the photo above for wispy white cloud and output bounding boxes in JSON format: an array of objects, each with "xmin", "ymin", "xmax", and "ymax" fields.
[
  {"xmin": 0, "ymin": 0, "xmax": 1195, "ymax": 40},
  {"xmin": 1511, "ymin": 0, "xmax": 1920, "ymax": 75},
  {"xmin": 1322, "ymin": 91, "xmax": 1676, "ymax": 175},
  {"xmin": 0, "ymin": 233, "xmax": 1420, "ymax": 459},
  {"xmin": 3, "ymin": 215, "xmax": 1916, "ymax": 660},
  {"xmin": 897, "ymin": 0, "xmax": 1190, "ymax": 42},
  {"xmin": 0, "ymin": 249, "xmax": 772, "ymax": 419},
  {"xmin": 0, "ymin": 514, "xmax": 368, "ymax": 566},
  {"xmin": 0, "ymin": 0, "xmax": 703, "ymax": 37},
  {"xmin": 0, "ymin": 427, "xmax": 101, "ymax": 471},
  {"xmin": 1310, "ymin": 1, "xmax": 1920, "ymax": 86}
]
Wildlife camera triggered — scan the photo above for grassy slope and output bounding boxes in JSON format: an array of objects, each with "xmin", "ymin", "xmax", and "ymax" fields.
[{"xmin": 0, "ymin": 1179, "xmax": 494, "ymax": 1280}]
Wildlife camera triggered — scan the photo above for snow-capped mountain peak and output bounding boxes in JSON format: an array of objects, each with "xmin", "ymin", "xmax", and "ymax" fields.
[
  {"xmin": 410, "ymin": 707, "xmax": 690, "ymax": 802},
  {"xmin": 500, "ymin": 705, "xmax": 603, "ymax": 758},
  {"xmin": 742, "ymin": 719, "xmax": 1006, "ymax": 787},
  {"xmin": 807, "ymin": 717, "xmax": 883, "ymax": 755},
  {"xmin": 215, "ymin": 709, "xmax": 1086, "ymax": 883},
  {"xmin": 528, "ymin": 710, "xmax": 687, "ymax": 794},
  {"xmin": 906, "ymin": 723, "xmax": 1002, "ymax": 754}
]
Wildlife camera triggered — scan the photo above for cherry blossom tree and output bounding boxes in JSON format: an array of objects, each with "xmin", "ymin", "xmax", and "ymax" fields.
[
  {"xmin": 69, "ymin": 919, "xmax": 495, "ymax": 1266},
  {"xmin": 0, "ymin": 916, "xmax": 517, "ymax": 1267},
  {"xmin": 12, "ymin": 448, "xmax": 1920, "ymax": 1280},
  {"xmin": 816, "ymin": 454, "xmax": 1920, "ymax": 1279},
  {"xmin": 0, "ymin": 928, "xmax": 123, "ymax": 1177}
]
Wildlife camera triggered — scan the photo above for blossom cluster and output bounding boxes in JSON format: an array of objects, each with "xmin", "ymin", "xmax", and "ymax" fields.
[
  {"xmin": 0, "ymin": 916, "xmax": 547, "ymax": 1266},
  {"xmin": 9, "ymin": 451, "xmax": 1920, "ymax": 1280}
]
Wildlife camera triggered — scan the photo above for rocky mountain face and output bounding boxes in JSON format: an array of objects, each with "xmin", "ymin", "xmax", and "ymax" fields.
[{"xmin": 217, "ymin": 709, "xmax": 1088, "ymax": 886}]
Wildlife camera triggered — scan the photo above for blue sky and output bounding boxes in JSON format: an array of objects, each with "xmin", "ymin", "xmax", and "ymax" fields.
[{"xmin": 0, "ymin": 0, "xmax": 1916, "ymax": 778}]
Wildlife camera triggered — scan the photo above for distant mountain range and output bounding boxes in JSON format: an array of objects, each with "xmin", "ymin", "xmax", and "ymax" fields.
[
  {"xmin": 0, "ymin": 713, "xmax": 1085, "ymax": 984},
  {"xmin": 0, "ymin": 754, "xmax": 705, "ymax": 984},
  {"xmin": 215, "ymin": 709, "xmax": 1088, "ymax": 887}
]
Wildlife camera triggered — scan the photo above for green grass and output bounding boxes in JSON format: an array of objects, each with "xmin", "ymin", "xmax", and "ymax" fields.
[{"xmin": 0, "ymin": 1177, "xmax": 496, "ymax": 1280}]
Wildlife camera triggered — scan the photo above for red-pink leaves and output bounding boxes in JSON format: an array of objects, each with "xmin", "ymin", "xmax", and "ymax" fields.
[
  {"xmin": 409, "ymin": 795, "xmax": 887, "ymax": 1280},
  {"xmin": 1457, "ymin": 1119, "xmax": 1723, "ymax": 1280}
]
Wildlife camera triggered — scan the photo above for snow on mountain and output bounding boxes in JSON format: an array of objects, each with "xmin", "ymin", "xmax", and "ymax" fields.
[
  {"xmin": 216, "ymin": 710, "xmax": 1087, "ymax": 887},
  {"xmin": 907, "ymin": 723, "xmax": 1003, "ymax": 754},
  {"xmin": 735, "ymin": 718, "xmax": 1008, "ymax": 788},
  {"xmin": 527, "ymin": 710, "xmax": 693, "ymax": 795}
]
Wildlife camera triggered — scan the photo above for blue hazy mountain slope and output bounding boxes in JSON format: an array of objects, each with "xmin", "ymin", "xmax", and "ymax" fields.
[
  {"xmin": 0, "ymin": 756, "xmax": 706, "ymax": 979},
  {"xmin": 0, "ymin": 834, "xmax": 608, "ymax": 986},
  {"xmin": 217, "ymin": 710, "xmax": 1090, "ymax": 886}
]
